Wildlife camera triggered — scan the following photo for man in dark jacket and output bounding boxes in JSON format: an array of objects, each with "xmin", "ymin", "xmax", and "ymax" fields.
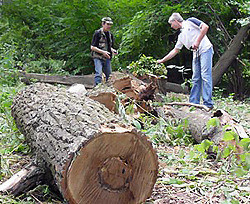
[{"xmin": 91, "ymin": 17, "xmax": 117, "ymax": 85}]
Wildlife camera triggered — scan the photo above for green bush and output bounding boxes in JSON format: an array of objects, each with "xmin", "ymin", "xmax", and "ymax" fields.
[{"xmin": 127, "ymin": 54, "xmax": 167, "ymax": 76}]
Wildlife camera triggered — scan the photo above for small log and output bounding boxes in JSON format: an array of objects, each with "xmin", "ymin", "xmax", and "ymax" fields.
[
  {"xmin": 156, "ymin": 106, "xmax": 218, "ymax": 143},
  {"xmin": 10, "ymin": 83, "xmax": 158, "ymax": 204},
  {"xmin": 0, "ymin": 163, "xmax": 45, "ymax": 196}
]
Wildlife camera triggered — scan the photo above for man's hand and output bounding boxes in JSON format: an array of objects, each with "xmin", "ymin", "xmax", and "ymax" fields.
[
  {"xmin": 102, "ymin": 51, "xmax": 111, "ymax": 59},
  {"xmin": 192, "ymin": 42, "xmax": 199, "ymax": 51}
]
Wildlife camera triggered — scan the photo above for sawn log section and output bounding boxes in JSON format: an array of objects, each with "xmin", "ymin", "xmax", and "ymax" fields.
[{"xmin": 11, "ymin": 83, "xmax": 158, "ymax": 204}]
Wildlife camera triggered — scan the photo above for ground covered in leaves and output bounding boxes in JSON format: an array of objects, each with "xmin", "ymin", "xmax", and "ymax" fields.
[{"xmin": 0, "ymin": 87, "xmax": 249, "ymax": 203}]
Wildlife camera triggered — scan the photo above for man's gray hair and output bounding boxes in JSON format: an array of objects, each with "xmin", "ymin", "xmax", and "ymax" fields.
[{"xmin": 168, "ymin": 13, "xmax": 183, "ymax": 23}]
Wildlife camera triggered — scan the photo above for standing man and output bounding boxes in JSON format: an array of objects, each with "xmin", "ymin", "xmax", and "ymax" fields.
[
  {"xmin": 157, "ymin": 13, "xmax": 214, "ymax": 109},
  {"xmin": 91, "ymin": 17, "xmax": 117, "ymax": 86}
]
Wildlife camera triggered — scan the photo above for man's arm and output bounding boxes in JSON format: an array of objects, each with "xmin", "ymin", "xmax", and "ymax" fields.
[
  {"xmin": 91, "ymin": 45, "xmax": 111, "ymax": 59},
  {"xmin": 157, "ymin": 48, "xmax": 180, "ymax": 64},
  {"xmin": 192, "ymin": 23, "xmax": 209, "ymax": 50}
]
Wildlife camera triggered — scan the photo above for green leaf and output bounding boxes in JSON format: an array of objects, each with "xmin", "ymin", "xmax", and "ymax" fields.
[
  {"xmin": 223, "ymin": 131, "xmax": 235, "ymax": 141},
  {"xmin": 234, "ymin": 167, "xmax": 247, "ymax": 177},
  {"xmin": 222, "ymin": 147, "xmax": 232, "ymax": 158},
  {"xmin": 195, "ymin": 139, "xmax": 213, "ymax": 153},
  {"xmin": 206, "ymin": 118, "xmax": 221, "ymax": 129},
  {"xmin": 133, "ymin": 119, "xmax": 141, "ymax": 130},
  {"xmin": 239, "ymin": 138, "xmax": 250, "ymax": 150}
]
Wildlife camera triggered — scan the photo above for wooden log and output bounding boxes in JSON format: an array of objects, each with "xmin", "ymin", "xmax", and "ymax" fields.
[
  {"xmin": 19, "ymin": 71, "xmax": 95, "ymax": 88},
  {"xmin": 156, "ymin": 77, "xmax": 189, "ymax": 94},
  {"xmin": 156, "ymin": 106, "xmax": 218, "ymax": 143},
  {"xmin": 10, "ymin": 83, "xmax": 158, "ymax": 204}
]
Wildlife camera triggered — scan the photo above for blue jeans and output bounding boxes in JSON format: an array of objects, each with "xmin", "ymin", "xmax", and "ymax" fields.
[
  {"xmin": 189, "ymin": 47, "xmax": 213, "ymax": 108},
  {"xmin": 94, "ymin": 58, "xmax": 111, "ymax": 85}
]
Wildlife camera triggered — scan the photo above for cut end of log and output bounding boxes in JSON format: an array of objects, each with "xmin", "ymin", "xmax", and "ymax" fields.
[{"xmin": 62, "ymin": 128, "xmax": 158, "ymax": 204}]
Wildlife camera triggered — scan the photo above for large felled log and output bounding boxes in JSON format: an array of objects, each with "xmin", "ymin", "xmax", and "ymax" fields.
[
  {"xmin": 212, "ymin": 23, "xmax": 250, "ymax": 86},
  {"xmin": 10, "ymin": 83, "xmax": 158, "ymax": 204}
]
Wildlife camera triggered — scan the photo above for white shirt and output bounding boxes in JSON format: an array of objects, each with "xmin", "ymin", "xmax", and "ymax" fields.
[{"xmin": 175, "ymin": 20, "xmax": 213, "ymax": 58}]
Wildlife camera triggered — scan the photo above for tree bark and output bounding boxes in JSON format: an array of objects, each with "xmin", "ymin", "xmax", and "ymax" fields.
[
  {"xmin": 212, "ymin": 23, "xmax": 250, "ymax": 87},
  {"xmin": 10, "ymin": 83, "xmax": 158, "ymax": 204}
]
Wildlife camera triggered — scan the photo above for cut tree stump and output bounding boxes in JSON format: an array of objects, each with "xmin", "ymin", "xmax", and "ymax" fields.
[{"xmin": 9, "ymin": 83, "xmax": 158, "ymax": 204}]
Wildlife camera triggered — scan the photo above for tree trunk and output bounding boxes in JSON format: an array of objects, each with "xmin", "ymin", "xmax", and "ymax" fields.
[
  {"xmin": 10, "ymin": 83, "xmax": 158, "ymax": 204},
  {"xmin": 212, "ymin": 23, "xmax": 250, "ymax": 87}
]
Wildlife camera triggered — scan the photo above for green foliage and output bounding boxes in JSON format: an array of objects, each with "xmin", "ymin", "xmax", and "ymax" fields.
[
  {"xmin": 0, "ymin": 85, "xmax": 29, "ymax": 179},
  {"xmin": 0, "ymin": 0, "xmax": 110, "ymax": 74},
  {"xmin": 0, "ymin": 0, "xmax": 249, "ymax": 202},
  {"xmin": 24, "ymin": 58, "xmax": 69, "ymax": 75},
  {"xmin": 139, "ymin": 114, "xmax": 194, "ymax": 146},
  {"xmin": 0, "ymin": 43, "xmax": 20, "ymax": 86},
  {"xmin": 118, "ymin": 4, "xmax": 177, "ymax": 64},
  {"xmin": 206, "ymin": 117, "xmax": 221, "ymax": 129},
  {"xmin": 127, "ymin": 55, "xmax": 167, "ymax": 76}
]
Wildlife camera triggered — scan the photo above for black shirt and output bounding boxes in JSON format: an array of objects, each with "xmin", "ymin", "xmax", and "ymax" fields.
[{"xmin": 91, "ymin": 30, "xmax": 114, "ymax": 58}]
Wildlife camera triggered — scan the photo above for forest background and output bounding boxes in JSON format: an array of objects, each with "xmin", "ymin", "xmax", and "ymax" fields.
[
  {"xmin": 0, "ymin": 0, "xmax": 249, "ymax": 97},
  {"xmin": 0, "ymin": 0, "xmax": 249, "ymax": 203}
]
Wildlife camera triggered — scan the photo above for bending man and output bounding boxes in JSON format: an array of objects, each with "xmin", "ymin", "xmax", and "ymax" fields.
[{"xmin": 157, "ymin": 13, "xmax": 214, "ymax": 109}]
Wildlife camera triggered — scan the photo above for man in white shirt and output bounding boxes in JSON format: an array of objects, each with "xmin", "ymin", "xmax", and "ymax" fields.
[{"xmin": 157, "ymin": 13, "xmax": 214, "ymax": 109}]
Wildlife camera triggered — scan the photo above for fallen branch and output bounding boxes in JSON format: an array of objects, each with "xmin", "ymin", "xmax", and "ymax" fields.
[{"xmin": 0, "ymin": 163, "xmax": 45, "ymax": 196}]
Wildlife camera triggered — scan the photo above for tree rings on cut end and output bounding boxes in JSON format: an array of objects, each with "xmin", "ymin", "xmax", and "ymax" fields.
[
  {"xmin": 63, "ymin": 129, "xmax": 158, "ymax": 204},
  {"xmin": 98, "ymin": 157, "xmax": 132, "ymax": 192}
]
